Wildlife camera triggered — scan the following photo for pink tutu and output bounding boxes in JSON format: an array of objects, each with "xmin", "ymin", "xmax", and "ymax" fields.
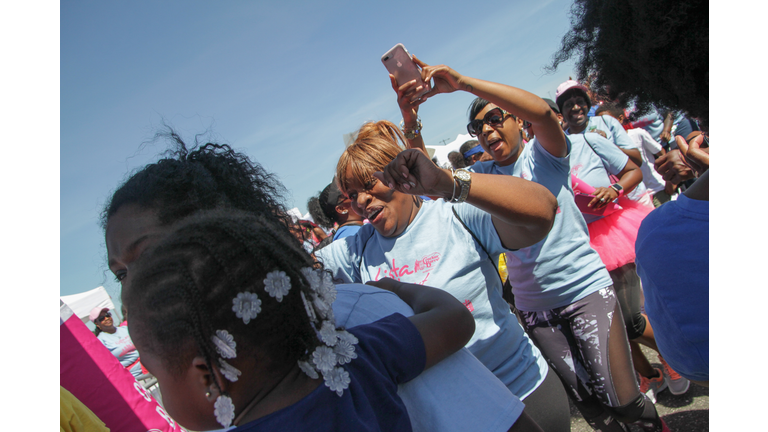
[{"xmin": 587, "ymin": 197, "xmax": 654, "ymax": 271}]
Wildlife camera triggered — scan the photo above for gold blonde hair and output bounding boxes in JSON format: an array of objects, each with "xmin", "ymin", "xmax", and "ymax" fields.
[{"xmin": 336, "ymin": 120, "xmax": 406, "ymax": 194}]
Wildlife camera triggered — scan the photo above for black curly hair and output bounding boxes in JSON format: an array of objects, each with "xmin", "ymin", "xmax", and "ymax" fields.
[
  {"xmin": 548, "ymin": 0, "xmax": 708, "ymax": 122},
  {"xmin": 125, "ymin": 209, "xmax": 324, "ymax": 386},
  {"xmin": 101, "ymin": 128, "xmax": 292, "ymax": 232}
]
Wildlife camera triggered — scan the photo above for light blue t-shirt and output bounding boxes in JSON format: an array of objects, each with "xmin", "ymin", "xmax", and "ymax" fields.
[
  {"xmin": 468, "ymin": 137, "xmax": 612, "ymax": 312},
  {"xmin": 334, "ymin": 224, "xmax": 362, "ymax": 240},
  {"xmin": 333, "ymin": 284, "xmax": 524, "ymax": 432},
  {"xmin": 316, "ymin": 199, "xmax": 548, "ymax": 399},
  {"xmin": 97, "ymin": 326, "xmax": 142, "ymax": 378},
  {"xmin": 568, "ymin": 115, "xmax": 648, "ymax": 201},
  {"xmin": 568, "ymin": 132, "xmax": 630, "ymax": 224},
  {"xmin": 631, "ymin": 108, "xmax": 665, "ymax": 142}
]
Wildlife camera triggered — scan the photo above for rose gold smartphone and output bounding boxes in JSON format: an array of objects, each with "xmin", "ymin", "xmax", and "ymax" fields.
[{"xmin": 381, "ymin": 43, "xmax": 430, "ymax": 101}]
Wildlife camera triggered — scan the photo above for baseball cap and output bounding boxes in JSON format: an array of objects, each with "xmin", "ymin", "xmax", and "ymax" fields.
[
  {"xmin": 555, "ymin": 80, "xmax": 591, "ymax": 112},
  {"xmin": 89, "ymin": 307, "xmax": 109, "ymax": 323}
]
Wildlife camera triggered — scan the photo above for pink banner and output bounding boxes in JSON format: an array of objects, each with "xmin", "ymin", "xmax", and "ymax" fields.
[{"xmin": 60, "ymin": 307, "xmax": 185, "ymax": 432}]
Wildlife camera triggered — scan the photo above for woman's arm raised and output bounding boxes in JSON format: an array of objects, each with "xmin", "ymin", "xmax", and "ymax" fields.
[{"xmin": 373, "ymin": 149, "xmax": 557, "ymax": 250}]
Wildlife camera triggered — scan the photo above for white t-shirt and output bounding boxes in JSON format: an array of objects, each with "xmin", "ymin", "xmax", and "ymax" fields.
[
  {"xmin": 628, "ymin": 128, "xmax": 666, "ymax": 194},
  {"xmin": 316, "ymin": 199, "xmax": 548, "ymax": 399}
]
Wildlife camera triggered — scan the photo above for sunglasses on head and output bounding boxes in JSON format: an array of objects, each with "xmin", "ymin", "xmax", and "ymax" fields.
[
  {"xmin": 96, "ymin": 312, "xmax": 111, "ymax": 324},
  {"xmin": 467, "ymin": 108, "xmax": 510, "ymax": 137}
]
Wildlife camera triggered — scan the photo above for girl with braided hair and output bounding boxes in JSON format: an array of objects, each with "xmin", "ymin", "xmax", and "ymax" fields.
[
  {"xmin": 123, "ymin": 209, "xmax": 476, "ymax": 431},
  {"xmin": 102, "ymin": 131, "xmax": 543, "ymax": 432}
]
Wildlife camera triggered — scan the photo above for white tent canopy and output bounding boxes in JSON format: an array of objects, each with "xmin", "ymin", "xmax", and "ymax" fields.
[
  {"xmin": 426, "ymin": 133, "xmax": 475, "ymax": 169},
  {"xmin": 60, "ymin": 286, "xmax": 116, "ymax": 324}
]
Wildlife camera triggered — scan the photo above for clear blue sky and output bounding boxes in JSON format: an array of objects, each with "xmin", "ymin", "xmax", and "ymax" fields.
[{"xmin": 60, "ymin": 0, "xmax": 584, "ymax": 302}]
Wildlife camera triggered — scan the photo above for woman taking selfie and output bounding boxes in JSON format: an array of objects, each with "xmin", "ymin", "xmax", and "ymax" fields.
[
  {"xmin": 315, "ymin": 119, "xmax": 571, "ymax": 431},
  {"xmin": 386, "ymin": 55, "xmax": 668, "ymax": 432}
]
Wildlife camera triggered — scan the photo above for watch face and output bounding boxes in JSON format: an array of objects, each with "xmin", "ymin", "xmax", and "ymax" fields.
[{"xmin": 456, "ymin": 170, "xmax": 471, "ymax": 182}]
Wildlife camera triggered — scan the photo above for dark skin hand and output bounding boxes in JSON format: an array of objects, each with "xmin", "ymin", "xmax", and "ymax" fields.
[
  {"xmin": 587, "ymin": 160, "xmax": 643, "ymax": 210},
  {"xmin": 654, "ymin": 134, "xmax": 709, "ymax": 183}
]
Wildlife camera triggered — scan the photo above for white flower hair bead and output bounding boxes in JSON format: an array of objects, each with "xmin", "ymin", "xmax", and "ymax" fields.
[
  {"xmin": 212, "ymin": 330, "xmax": 237, "ymax": 359},
  {"xmin": 336, "ymin": 330, "xmax": 359, "ymax": 346},
  {"xmin": 232, "ymin": 292, "xmax": 262, "ymax": 324},
  {"xmin": 298, "ymin": 359, "xmax": 319, "ymax": 380},
  {"xmin": 301, "ymin": 267, "xmax": 322, "ymax": 292},
  {"xmin": 214, "ymin": 394, "xmax": 235, "ymax": 428},
  {"xmin": 218, "ymin": 359, "xmax": 242, "ymax": 383},
  {"xmin": 323, "ymin": 366, "xmax": 351, "ymax": 397},
  {"xmin": 333, "ymin": 335, "xmax": 358, "ymax": 365},
  {"xmin": 317, "ymin": 271, "xmax": 337, "ymax": 305},
  {"xmin": 312, "ymin": 345, "xmax": 337, "ymax": 374},
  {"xmin": 263, "ymin": 270, "xmax": 291, "ymax": 302},
  {"xmin": 318, "ymin": 320, "xmax": 338, "ymax": 346}
]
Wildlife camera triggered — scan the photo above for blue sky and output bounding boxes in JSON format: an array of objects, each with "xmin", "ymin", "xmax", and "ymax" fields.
[{"xmin": 60, "ymin": 0, "xmax": 581, "ymax": 302}]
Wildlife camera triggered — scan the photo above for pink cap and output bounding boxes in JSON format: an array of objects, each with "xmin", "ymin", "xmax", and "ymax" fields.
[
  {"xmin": 89, "ymin": 307, "xmax": 109, "ymax": 323},
  {"xmin": 555, "ymin": 80, "xmax": 590, "ymax": 111}
]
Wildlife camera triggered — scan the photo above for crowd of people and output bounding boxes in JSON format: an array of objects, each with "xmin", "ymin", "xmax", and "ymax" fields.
[{"xmin": 62, "ymin": 1, "xmax": 708, "ymax": 431}]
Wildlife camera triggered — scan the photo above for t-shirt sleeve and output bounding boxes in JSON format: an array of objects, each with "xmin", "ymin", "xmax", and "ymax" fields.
[
  {"xmin": 639, "ymin": 129, "xmax": 663, "ymax": 154},
  {"xmin": 601, "ymin": 115, "xmax": 638, "ymax": 150},
  {"xmin": 316, "ymin": 229, "xmax": 370, "ymax": 283},
  {"xmin": 348, "ymin": 313, "xmax": 427, "ymax": 384},
  {"xmin": 584, "ymin": 133, "xmax": 629, "ymax": 176},
  {"xmin": 452, "ymin": 202, "xmax": 508, "ymax": 256}
]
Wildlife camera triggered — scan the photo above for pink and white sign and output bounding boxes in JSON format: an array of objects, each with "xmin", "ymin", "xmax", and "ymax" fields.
[{"xmin": 60, "ymin": 302, "xmax": 185, "ymax": 432}]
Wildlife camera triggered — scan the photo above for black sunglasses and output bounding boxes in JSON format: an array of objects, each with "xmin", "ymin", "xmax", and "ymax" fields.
[
  {"xmin": 467, "ymin": 108, "xmax": 510, "ymax": 137},
  {"xmin": 96, "ymin": 312, "xmax": 111, "ymax": 323}
]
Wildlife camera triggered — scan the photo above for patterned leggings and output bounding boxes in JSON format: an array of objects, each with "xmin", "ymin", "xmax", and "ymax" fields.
[{"xmin": 519, "ymin": 287, "xmax": 662, "ymax": 432}]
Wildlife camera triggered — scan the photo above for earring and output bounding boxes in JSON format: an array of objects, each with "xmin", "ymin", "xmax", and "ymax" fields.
[
  {"xmin": 214, "ymin": 394, "xmax": 236, "ymax": 428},
  {"xmin": 340, "ymin": 210, "xmax": 348, "ymax": 214},
  {"xmin": 205, "ymin": 391, "xmax": 212, "ymax": 398}
]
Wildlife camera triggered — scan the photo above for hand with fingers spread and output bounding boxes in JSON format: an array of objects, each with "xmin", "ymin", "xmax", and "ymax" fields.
[{"xmin": 372, "ymin": 148, "xmax": 453, "ymax": 199}]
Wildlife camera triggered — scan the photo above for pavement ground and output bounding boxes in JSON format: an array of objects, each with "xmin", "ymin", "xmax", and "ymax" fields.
[{"xmin": 566, "ymin": 344, "xmax": 709, "ymax": 432}]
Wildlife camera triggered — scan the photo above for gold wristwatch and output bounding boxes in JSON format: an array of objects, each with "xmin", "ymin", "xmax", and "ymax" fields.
[{"xmin": 452, "ymin": 168, "xmax": 471, "ymax": 203}]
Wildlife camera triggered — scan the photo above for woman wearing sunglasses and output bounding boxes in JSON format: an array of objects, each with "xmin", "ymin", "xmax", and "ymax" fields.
[
  {"xmin": 389, "ymin": 57, "xmax": 668, "ymax": 432},
  {"xmin": 89, "ymin": 307, "xmax": 144, "ymax": 378},
  {"xmin": 315, "ymin": 118, "xmax": 571, "ymax": 431}
]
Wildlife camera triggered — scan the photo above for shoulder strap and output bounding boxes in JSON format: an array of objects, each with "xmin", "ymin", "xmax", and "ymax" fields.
[
  {"xmin": 451, "ymin": 206, "xmax": 503, "ymax": 286},
  {"xmin": 581, "ymin": 133, "xmax": 615, "ymax": 177}
]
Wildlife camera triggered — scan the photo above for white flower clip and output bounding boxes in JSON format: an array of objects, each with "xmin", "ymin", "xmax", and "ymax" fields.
[
  {"xmin": 214, "ymin": 394, "xmax": 235, "ymax": 428},
  {"xmin": 301, "ymin": 267, "xmax": 322, "ymax": 292},
  {"xmin": 318, "ymin": 320, "xmax": 338, "ymax": 346},
  {"xmin": 218, "ymin": 359, "xmax": 242, "ymax": 382},
  {"xmin": 312, "ymin": 345, "xmax": 337, "ymax": 374},
  {"xmin": 323, "ymin": 366, "xmax": 351, "ymax": 397},
  {"xmin": 333, "ymin": 334, "xmax": 358, "ymax": 365},
  {"xmin": 232, "ymin": 292, "xmax": 262, "ymax": 324},
  {"xmin": 317, "ymin": 271, "xmax": 337, "ymax": 305},
  {"xmin": 337, "ymin": 329, "xmax": 359, "ymax": 346},
  {"xmin": 264, "ymin": 270, "xmax": 291, "ymax": 302},
  {"xmin": 298, "ymin": 359, "xmax": 319, "ymax": 379},
  {"xmin": 212, "ymin": 330, "xmax": 237, "ymax": 359},
  {"xmin": 301, "ymin": 291, "xmax": 318, "ymax": 323}
]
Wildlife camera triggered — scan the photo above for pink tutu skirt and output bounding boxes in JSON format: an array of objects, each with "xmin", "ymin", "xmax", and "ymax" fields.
[{"xmin": 587, "ymin": 197, "xmax": 654, "ymax": 271}]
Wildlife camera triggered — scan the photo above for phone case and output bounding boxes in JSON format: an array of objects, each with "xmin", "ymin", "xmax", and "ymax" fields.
[
  {"xmin": 381, "ymin": 43, "xmax": 430, "ymax": 99},
  {"xmin": 573, "ymin": 192, "xmax": 623, "ymax": 216}
]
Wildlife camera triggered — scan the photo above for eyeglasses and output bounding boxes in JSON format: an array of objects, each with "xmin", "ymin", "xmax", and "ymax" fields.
[
  {"xmin": 467, "ymin": 108, "xmax": 510, "ymax": 137},
  {"xmin": 96, "ymin": 312, "xmax": 111, "ymax": 324}
]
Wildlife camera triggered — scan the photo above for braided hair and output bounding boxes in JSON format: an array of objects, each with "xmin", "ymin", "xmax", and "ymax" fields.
[{"xmin": 124, "ymin": 209, "xmax": 328, "ymax": 387}]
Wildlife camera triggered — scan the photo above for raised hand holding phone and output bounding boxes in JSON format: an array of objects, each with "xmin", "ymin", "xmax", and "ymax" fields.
[{"xmin": 381, "ymin": 44, "xmax": 431, "ymax": 103}]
